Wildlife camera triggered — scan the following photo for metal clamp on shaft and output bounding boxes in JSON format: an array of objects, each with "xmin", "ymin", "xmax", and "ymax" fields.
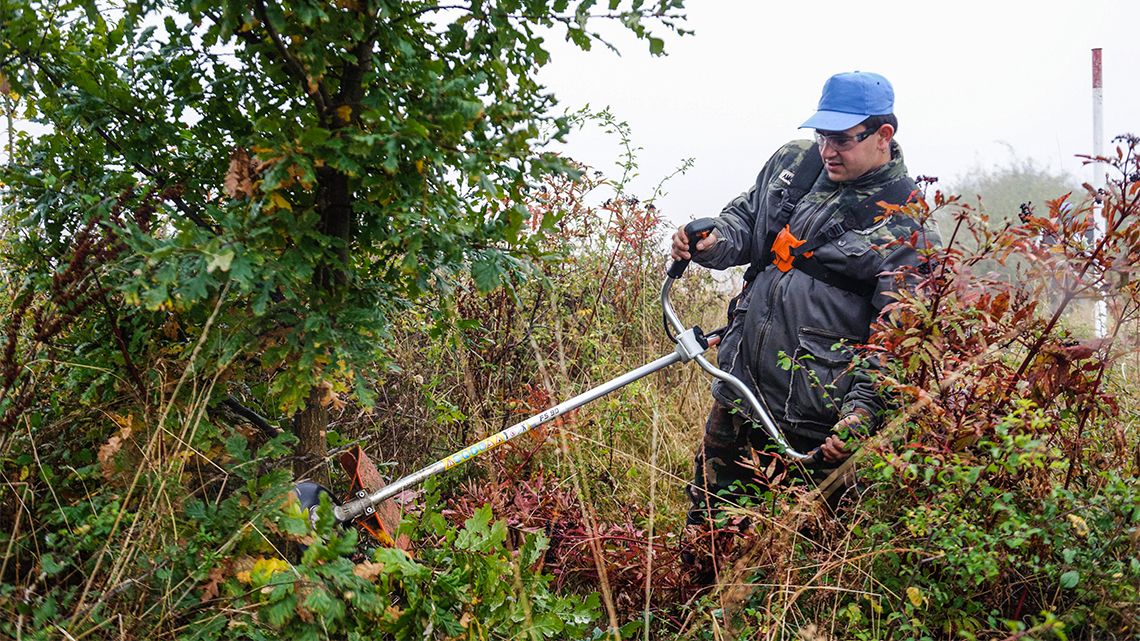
[{"xmin": 673, "ymin": 326, "xmax": 708, "ymax": 362}]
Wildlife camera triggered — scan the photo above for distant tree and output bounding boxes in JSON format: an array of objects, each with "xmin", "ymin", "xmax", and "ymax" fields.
[
  {"xmin": 947, "ymin": 152, "xmax": 1078, "ymax": 228},
  {"xmin": 0, "ymin": 0, "xmax": 687, "ymax": 481},
  {"xmin": 936, "ymin": 152, "xmax": 1083, "ymax": 286}
]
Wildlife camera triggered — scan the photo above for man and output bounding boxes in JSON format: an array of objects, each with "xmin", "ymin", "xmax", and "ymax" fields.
[{"xmin": 673, "ymin": 71, "xmax": 939, "ymax": 524}]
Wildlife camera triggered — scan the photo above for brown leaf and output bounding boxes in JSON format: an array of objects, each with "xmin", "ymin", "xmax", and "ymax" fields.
[
  {"xmin": 796, "ymin": 624, "xmax": 835, "ymax": 641},
  {"xmin": 296, "ymin": 585, "xmax": 314, "ymax": 623},
  {"xmin": 353, "ymin": 560, "xmax": 385, "ymax": 581},
  {"xmin": 223, "ymin": 148, "xmax": 257, "ymax": 199},
  {"xmin": 990, "ymin": 291, "xmax": 1010, "ymax": 319},
  {"xmin": 162, "ymin": 315, "xmax": 181, "ymax": 340},
  {"xmin": 1060, "ymin": 338, "xmax": 1107, "ymax": 361},
  {"xmin": 317, "ymin": 380, "xmax": 346, "ymax": 412},
  {"xmin": 199, "ymin": 562, "xmax": 228, "ymax": 603},
  {"xmin": 98, "ymin": 418, "xmax": 133, "ymax": 482}
]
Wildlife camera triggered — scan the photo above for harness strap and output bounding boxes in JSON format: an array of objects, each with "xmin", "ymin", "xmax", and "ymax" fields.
[
  {"xmin": 743, "ymin": 144, "xmax": 823, "ymax": 284},
  {"xmin": 787, "ymin": 255, "xmax": 875, "ymax": 297},
  {"xmin": 775, "ymin": 145, "xmax": 824, "ymax": 228}
]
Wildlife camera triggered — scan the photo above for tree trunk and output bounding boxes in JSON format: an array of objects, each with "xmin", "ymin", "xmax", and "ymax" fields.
[
  {"xmin": 315, "ymin": 167, "xmax": 352, "ymax": 288},
  {"xmin": 292, "ymin": 166, "xmax": 353, "ymax": 486},
  {"xmin": 294, "ymin": 387, "xmax": 330, "ymax": 486}
]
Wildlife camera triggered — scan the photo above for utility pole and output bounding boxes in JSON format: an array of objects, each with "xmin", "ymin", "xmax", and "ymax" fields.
[{"xmin": 1092, "ymin": 48, "xmax": 1107, "ymax": 338}]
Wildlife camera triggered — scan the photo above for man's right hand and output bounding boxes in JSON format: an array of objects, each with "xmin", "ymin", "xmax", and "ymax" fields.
[{"xmin": 671, "ymin": 225, "xmax": 719, "ymax": 261}]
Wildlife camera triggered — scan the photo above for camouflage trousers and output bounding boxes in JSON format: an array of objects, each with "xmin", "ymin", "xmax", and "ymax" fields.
[{"xmin": 685, "ymin": 403, "xmax": 846, "ymax": 525}]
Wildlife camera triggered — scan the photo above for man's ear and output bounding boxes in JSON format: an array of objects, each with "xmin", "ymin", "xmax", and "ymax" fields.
[{"xmin": 877, "ymin": 123, "xmax": 895, "ymax": 148}]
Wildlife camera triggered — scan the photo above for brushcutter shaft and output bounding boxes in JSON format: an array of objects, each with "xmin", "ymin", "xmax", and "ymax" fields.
[{"xmin": 334, "ymin": 350, "xmax": 686, "ymax": 524}]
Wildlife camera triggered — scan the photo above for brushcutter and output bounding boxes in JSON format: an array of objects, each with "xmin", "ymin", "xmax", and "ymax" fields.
[{"xmin": 294, "ymin": 218, "xmax": 820, "ymax": 544}]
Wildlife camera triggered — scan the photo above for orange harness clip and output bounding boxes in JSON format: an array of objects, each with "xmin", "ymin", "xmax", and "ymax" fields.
[{"xmin": 772, "ymin": 225, "xmax": 812, "ymax": 272}]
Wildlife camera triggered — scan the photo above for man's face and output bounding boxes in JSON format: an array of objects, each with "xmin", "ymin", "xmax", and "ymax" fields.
[{"xmin": 815, "ymin": 123, "xmax": 893, "ymax": 183}]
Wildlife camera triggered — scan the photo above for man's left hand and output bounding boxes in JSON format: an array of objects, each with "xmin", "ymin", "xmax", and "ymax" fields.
[
  {"xmin": 819, "ymin": 435, "xmax": 850, "ymax": 463},
  {"xmin": 820, "ymin": 413, "xmax": 865, "ymax": 463}
]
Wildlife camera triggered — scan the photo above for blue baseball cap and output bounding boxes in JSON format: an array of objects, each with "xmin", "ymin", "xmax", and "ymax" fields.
[{"xmin": 800, "ymin": 71, "xmax": 894, "ymax": 131}]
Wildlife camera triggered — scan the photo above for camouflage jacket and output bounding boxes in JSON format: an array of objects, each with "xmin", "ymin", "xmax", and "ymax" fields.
[{"xmin": 694, "ymin": 139, "xmax": 939, "ymax": 443}]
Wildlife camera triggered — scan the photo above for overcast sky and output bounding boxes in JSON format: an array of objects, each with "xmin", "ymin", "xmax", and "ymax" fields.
[{"xmin": 538, "ymin": 0, "xmax": 1139, "ymax": 228}]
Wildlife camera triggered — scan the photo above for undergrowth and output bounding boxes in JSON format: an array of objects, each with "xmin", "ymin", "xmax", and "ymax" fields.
[{"xmin": 3, "ymin": 131, "xmax": 1140, "ymax": 640}]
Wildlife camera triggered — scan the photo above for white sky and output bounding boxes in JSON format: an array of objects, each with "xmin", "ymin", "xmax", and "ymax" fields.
[{"xmin": 539, "ymin": 0, "xmax": 1140, "ymax": 228}]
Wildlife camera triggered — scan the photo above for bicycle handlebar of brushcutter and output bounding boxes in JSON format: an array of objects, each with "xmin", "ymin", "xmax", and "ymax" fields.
[
  {"xmin": 324, "ymin": 222, "xmax": 819, "ymax": 526},
  {"xmin": 665, "ymin": 218, "xmax": 821, "ymax": 464}
]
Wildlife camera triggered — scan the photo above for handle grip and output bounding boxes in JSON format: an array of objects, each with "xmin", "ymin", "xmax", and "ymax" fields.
[{"xmin": 667, "ymin": 218, "xmax": 717, "ymax": 278}]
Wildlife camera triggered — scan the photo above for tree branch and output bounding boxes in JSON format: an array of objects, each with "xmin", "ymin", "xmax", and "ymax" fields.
[
  {"xmin": 219, "ymin": 395, "xmax": 282, "ymax": 437},
  {"xmin": 251, "ymin": 0, "xmax": 331, "ymax": 116}
]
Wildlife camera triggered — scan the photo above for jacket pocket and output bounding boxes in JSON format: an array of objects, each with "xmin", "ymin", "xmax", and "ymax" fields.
[
  {"xmin": 813, "ymin": 230, "xmax": 882, "ymax": 283},
  {"xmin": 784, "ymin": 327, "xmax": 857, "ymax": 428},
  {"xmin": 833, "ymin": 229, "xmax": 873, "ymax": 256}
]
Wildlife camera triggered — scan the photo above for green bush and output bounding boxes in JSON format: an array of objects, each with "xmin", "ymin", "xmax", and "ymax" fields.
[
  {"xmin": 844, "ymin": 407, "xmax": 1139, "ymax": 640},
  {"xmin": 187, "ymin": 481, "xmax": 601, "ymax": 640}
]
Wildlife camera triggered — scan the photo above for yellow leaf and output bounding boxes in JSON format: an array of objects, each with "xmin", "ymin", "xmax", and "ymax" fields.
[
  {"xmin": 906, "ymin": 586, "xmax": 924, "ymax": 608},
  {"xmin": 269, "ymin": 192, "xmax": 293, "ymax": 211},
  {"xmin": 0, "ymin": 72, "xmax": 17, "ymax": 101},
  {"xmin": 1067, "ymin": 514, "xmax": 1090, "ymax": 537},
  {"xmin": 251, "ymin": 557, "xmax": 291, "ymax": 583},
  {"xmin": 336, "ymin": 104, "xmax": 352, "ymax": 122},
  {"xmin": 414, "ymin": 159, "xmax": 424, "ymax": 174}
]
